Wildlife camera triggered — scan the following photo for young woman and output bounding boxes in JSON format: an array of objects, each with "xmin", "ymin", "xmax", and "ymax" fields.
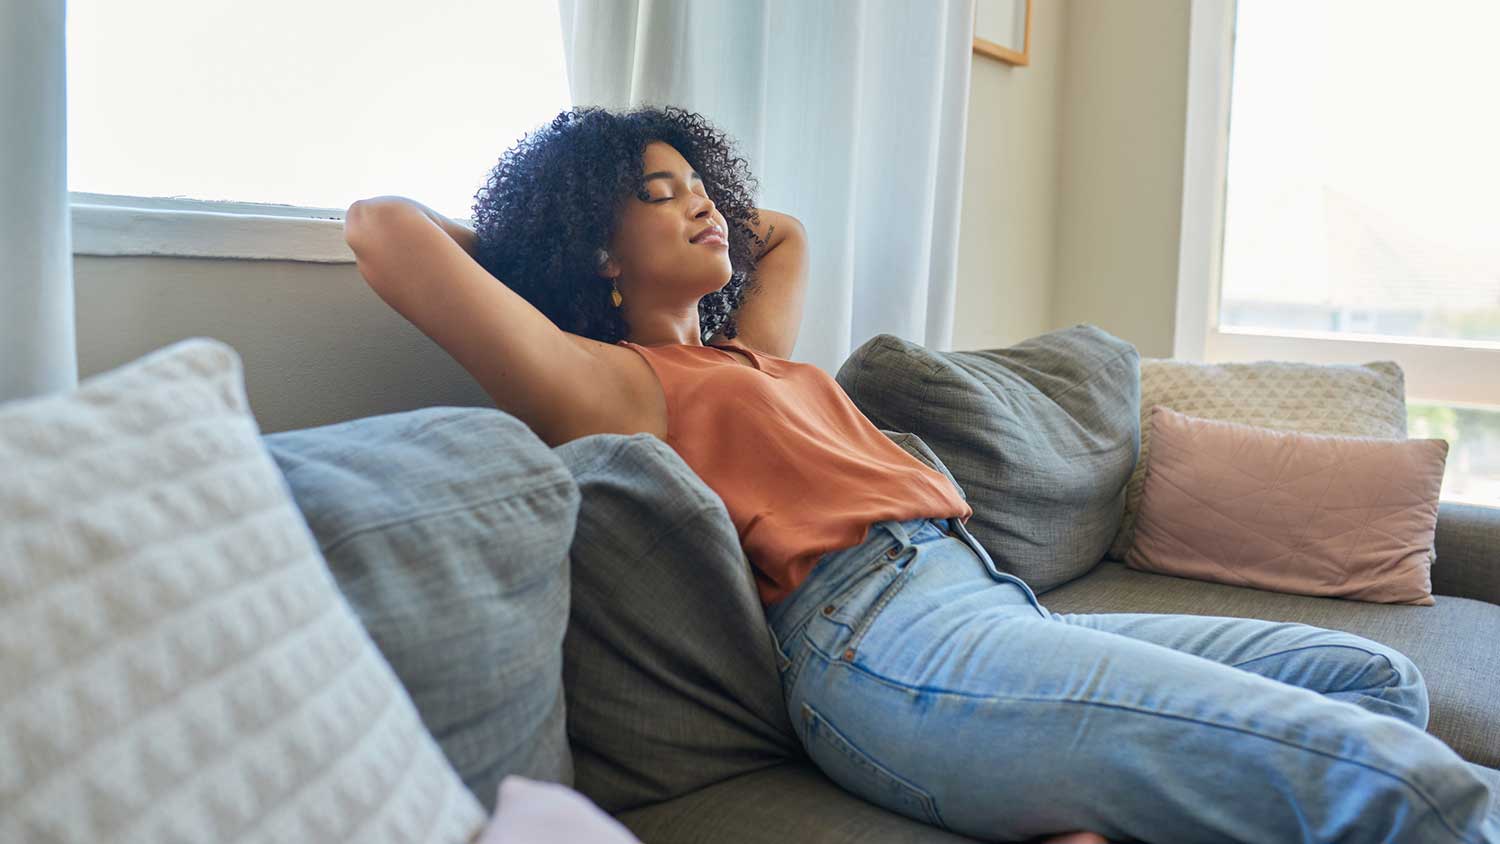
[{"xmin": 343, "ymin": 105, "xmax": 1499, "ymax": 844}]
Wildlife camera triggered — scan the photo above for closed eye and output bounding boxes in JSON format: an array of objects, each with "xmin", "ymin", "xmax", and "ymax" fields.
[{"xmin": 651, "ymin": 190, "xmax": 709, "ymax": 204}]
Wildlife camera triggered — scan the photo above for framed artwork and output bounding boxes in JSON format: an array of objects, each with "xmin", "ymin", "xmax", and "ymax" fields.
[{"xmin": 973, "ymin": 0, "xmax": 1032, "ymax": 66}]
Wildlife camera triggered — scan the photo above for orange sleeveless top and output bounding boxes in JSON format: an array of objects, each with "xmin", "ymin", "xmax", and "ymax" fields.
[{"xmin": 617, "ymin": 338, "xmax": 972, "ymax": 609}]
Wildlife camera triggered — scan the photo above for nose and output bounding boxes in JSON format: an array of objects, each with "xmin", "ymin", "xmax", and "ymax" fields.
[{"xmin": 692, "ymin": 194, "xmax": 716, "ymax": 221}]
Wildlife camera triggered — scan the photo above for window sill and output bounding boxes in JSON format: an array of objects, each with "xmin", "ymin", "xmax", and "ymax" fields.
[
  {"xmin": 69, "ymin": 192, "xmax": 367, "ymax": 263},
  {"xmin": 1204, "ymin": 327, "xmax": 1500, "ymax": 406}
]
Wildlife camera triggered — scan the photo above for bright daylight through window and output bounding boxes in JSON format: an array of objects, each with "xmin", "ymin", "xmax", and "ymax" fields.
[
  {"xmin": 65, "ymin": 1, "xmax": 571, "ymax": 221},
  {"xmin": 1221, "ymin": 0, "xmax": 1500, "ymax": 506}
]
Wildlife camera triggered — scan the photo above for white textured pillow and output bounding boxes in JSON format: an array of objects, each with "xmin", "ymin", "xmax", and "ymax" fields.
[
  {"xmin": 1107, "ymin": 358, "xmax": 1408, "ymax": 561},
  {"xmin": 0, "ymin": 338, "xmax": 487, "ymax": 843}
]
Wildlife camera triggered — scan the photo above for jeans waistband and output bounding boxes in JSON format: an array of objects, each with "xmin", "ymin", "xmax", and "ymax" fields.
[{"xmin": 766, "ymin": 516, "xmax": 951, "ymax": 641}]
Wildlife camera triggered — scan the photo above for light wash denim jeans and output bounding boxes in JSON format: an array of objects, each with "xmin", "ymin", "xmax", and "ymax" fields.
[{"xmin": 765, "ymin": 515, "xmax": 1500, "ymax": 843}]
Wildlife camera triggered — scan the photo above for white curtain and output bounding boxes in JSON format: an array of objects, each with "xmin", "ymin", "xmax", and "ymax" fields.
[
  {"xmin": 557, "ymin": 0, "xmax": 976, "ymax": 375},
  {"xmin": 1, "ymin": 0, "xmax": 78, "ymax": 404}
]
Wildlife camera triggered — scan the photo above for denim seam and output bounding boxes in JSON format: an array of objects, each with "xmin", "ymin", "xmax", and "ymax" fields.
[
  {"xmin": 319, "ymin": 476, "xmax": 577, "ymax": 554},
  {"xmin": 814, "ymin": 655, "xmax": 1481, "ymax": 844},
  {"xmin": 801, "ymin": 701, "xmax": 948, "ymax": 829},
  {"xmin": 824, "ymin": 561, "xmax": 901, "ymax": 627},
  {"xmin": 1228, "ymin": 643, "xmax": 1401, "ymax": 689}
]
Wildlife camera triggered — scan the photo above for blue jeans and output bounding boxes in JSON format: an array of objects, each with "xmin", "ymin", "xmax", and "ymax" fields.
[{"xmin": 765, "ymin": 516, "xmax": 1500, "ymax": 843}]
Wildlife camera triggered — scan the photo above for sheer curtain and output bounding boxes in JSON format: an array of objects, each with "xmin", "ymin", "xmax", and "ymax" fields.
[
  {"xmin": 557, "ymin": 0, "xmax": 976, "ymax": 374},
  {"xmin": 1, "ymin": 0, "xmax": 77, "ymax": 403}
]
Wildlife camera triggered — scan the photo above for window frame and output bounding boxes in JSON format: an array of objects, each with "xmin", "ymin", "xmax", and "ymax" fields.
[
  {"xmin": 69, "ymin": 192, "xmax": 478, "ymax": 263},
  {"xmin": 1176, "ymin": 0, "xmax": 1500, "ymax": 408}
]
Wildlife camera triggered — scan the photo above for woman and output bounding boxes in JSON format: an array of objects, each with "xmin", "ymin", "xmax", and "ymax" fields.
[{"xmin": 344, "ymin": 105, "xmax": 1498, "ymax": 844}]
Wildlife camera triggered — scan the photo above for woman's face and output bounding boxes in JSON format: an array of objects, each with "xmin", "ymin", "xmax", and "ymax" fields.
[{"xmin": 600, "ymin": 141, "xmax": 732, "ymax": 306}]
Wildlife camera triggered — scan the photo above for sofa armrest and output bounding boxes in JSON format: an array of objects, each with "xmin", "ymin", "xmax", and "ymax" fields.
[{"xmin": 1432, "ymin": 501, "xmax": 1500, "ymax": 605}]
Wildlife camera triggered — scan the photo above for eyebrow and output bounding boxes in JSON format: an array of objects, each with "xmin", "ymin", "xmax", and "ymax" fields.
[{"xmin": 643, "ymin": 170, "xmax": 701, "ymax": 183}]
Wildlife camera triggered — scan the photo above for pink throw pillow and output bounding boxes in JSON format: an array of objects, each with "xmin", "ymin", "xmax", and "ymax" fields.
[
  {"xmin": 1125, "ymin": 405, "xmax": 1448, "ymax": 605},
  {"xmin": 472, "ymin": 776, "xmax": 644, "ymax": 844}
]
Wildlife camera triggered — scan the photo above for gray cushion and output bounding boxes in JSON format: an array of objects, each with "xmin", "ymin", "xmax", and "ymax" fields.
[
  {"xmin": 552, "ymin": 432, "xmax": 800, "ymax": 814},
  {"xmin": 552, "ymin": 427, "xmax": 963, "ymax": 815},
  {"xmin": 885, "ymin": 429, "xmax": 967, "ymax": 501},
  {"xmin": 835, "ymin": 325, "xmax": 1141, "ymax": 592},
  {"xmin": 613, "ymin": 757, "xmax": 1499, "ymax": 843},
  {"xmin": 1038, "ymin": 560, "xmax": 1500, "ymax": 768},
  {"xmin": 263, "ymin": 406, "xmax": 579, "ymax": 813},
  {"xmin": 616, "ymin": 761, "xmax": 981, "ymax": 843}
]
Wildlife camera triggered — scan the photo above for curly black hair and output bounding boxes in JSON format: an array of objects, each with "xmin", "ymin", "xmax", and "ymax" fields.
[{"xmin": 469, "ymin": 104, "xmax": 767, "ymax": 344}]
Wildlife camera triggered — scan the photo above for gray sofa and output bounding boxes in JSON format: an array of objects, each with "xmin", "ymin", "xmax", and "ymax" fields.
[{"xmin": 262, "ymin": 324, "xmax": 1499, "ymax": 843}]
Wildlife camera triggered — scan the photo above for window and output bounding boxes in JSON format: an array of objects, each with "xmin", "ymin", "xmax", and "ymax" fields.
[
  {"xmin": 1221, "ymin": 0, "xmax": 1500, "ymax": 348},
  {"xmin": 1180, "ymin": 0, "xmax": 1500, "ymax": 508},
  {"xmin": 65, "ymin": 0, "xmax": 571, "ymax": 258}
]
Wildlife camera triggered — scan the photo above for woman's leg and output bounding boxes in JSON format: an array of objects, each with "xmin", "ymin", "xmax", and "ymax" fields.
[
  {"xmin": 771, "ymin": 518, "xmax": 1499, "ymax": 843},
  {"xmin": 1045, "ymin": 610, "xmax": 1430, "ymax": 729}
]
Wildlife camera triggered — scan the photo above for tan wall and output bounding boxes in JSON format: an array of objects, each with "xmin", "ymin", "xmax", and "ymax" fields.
[
  {"xmin": 954, "ymin": 0, "xmax": 1192, "ymax": 359},
  {"xmin": 74, "ymin": 255, "xmax": 495, "ymax": 435},
  {"xmin": 951, "ymin": 0, "xmax": 1069, "ymax": 352},
  {"xmin": 1051, "ymin": 0, "xmax": 1191, "ymax": 359}
]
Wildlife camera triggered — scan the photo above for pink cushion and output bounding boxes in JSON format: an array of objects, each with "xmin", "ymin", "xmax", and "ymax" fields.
[
  {"xmin": 1125, "ymin": 405, "xmax": 1448, "ymax": 605},
  {"xmin": 473, "ymin": 776, "xmax": 643, "ymax": 844}
]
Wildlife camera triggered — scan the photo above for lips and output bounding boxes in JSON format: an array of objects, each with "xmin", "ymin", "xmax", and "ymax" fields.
[{"xmin": 690, "ymin": 224, "xmax": 726, "ymax": 244}]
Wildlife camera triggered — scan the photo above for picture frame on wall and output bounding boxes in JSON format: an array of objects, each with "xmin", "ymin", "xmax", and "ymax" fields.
[{"xmin": 973, "ymin": 0, "xmax": 1032, "ymax": 66}]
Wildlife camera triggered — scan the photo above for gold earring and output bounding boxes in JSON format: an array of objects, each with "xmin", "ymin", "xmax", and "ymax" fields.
[{"xmin": 611, "ymin": 281, "xmax": 623, "ymax": 308}]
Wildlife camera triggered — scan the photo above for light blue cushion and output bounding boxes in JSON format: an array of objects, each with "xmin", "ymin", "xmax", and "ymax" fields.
[
  {"xmin": 263, "ymin": 406, "xmax": 579, "ymax": 813},
  {"xmin": 835, "ymin": 325, "xmax": 1141, "ymax": 592}
]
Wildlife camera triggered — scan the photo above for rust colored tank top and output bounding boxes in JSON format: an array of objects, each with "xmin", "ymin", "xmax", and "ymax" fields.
[{"xmin": 617, "ymin": 337, "xmax": 973, "ymax": 609}]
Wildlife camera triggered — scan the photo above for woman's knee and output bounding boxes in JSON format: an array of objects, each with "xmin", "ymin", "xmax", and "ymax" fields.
[
  {"xmin": 1346, "ymin": 639, "xmax": 1429, "ymax": 730},
  {"xmin": 1382, "ymin": 648, "xmax": 1430, "ymax": 729}
]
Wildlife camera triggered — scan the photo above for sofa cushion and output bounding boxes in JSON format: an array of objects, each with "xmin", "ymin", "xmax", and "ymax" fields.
[
  {"xmin": 1111, "ymin": 357, "xmax": 1409, "ymax": 561},
  {"xmin": 0, "ymin": 338, "xmax": 487, "ymax": 842},
  {"xmin": 835, "ymin": 325, "xmax": 1141, "ymax": 592},
  {"xmin": 615, "ymin": 757, "xmax": 1500, "ymax": 844},
  {"xmin": 1038, "ymin": 560, "xmax": 1500, "ymax": 768},
  {"xmin": 552, "ymin": 433, "xmax": 800, "ymax": 814},
  {"xmin": 614, "ymin": 761, "xmax": 980, "ymax": 843},
  {"xmin": 263, "ymin": 406, "xmax": 579, "ymax": 814}
]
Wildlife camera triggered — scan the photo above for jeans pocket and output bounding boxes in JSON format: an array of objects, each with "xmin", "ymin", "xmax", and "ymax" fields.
[
  {"xmin": 841, "ymin": 546, "xmax": 920, "ymax": 660},
  {"xmin": 800, "ymin": 701, "xmax": 946, "ymax": 830}
]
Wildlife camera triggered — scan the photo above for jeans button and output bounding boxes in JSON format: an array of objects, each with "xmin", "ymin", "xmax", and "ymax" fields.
[{"xmin": 885, "ymin": 545, "xmax": 902, "ymax": 559}]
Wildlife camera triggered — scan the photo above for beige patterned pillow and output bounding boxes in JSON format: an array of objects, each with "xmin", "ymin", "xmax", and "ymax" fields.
[
  {"xmin": 1107, "ymin": 358, "xmax": 1409, "ymax": 561},
  {"xmin": 0, "ymin": 338, "xmax": 487, "ymax": 843}
]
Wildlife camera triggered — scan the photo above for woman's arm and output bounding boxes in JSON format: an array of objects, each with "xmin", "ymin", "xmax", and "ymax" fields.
[
  {"xmin": 348, "ymin": 196, "xmax": 478, "ymax": 259},
  {"xmin": 746, "ymin": 207, "xmax": 794, "ymax": 260}
]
